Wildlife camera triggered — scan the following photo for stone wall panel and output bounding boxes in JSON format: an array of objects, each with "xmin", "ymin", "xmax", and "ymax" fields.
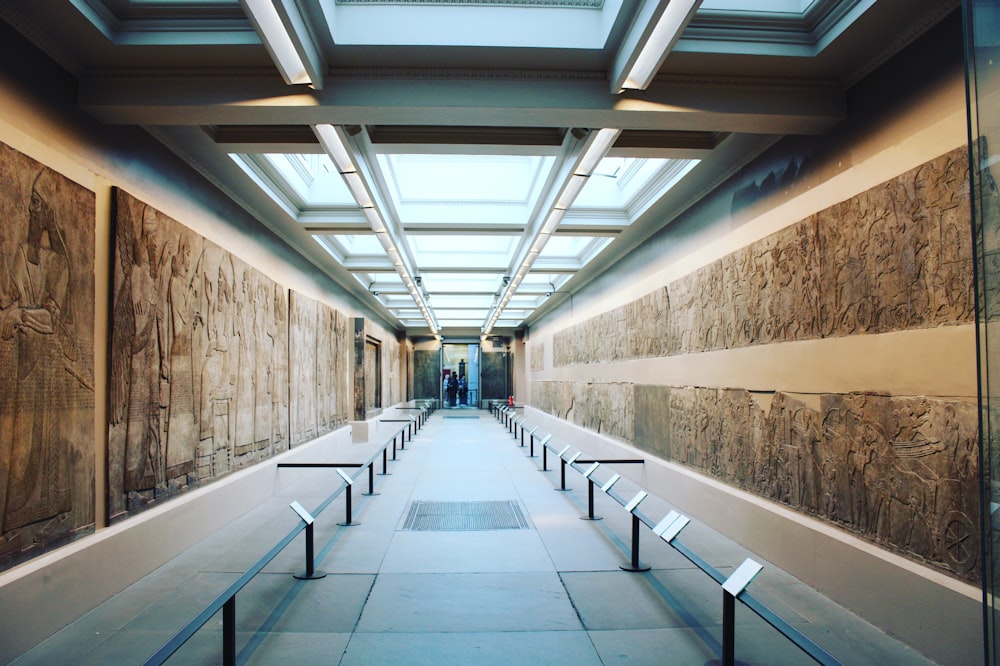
[
  {"xmin": 289, "ymin": 291, "xmax": 349, "ymax": 447},
  {"xmin": 108, "ymin": 189, "xmax": 289, "ymax": 521},
  {"xmin": 554, "ymin": 147, "xmax": 972, "ymax": 366},
  {"xmin": 633, "ymin": 386, "xmax": 979, "ymax": 581},
  {"xmin": 537, "ymin": 143, "xmax": 977, "ymax": 582},
  {"xmin": 0, "ymin": 142, "xmax": 96, "ymax": 571}
]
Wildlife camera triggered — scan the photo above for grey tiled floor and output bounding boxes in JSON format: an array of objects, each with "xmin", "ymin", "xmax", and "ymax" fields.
[{"xmin": 13, "ymin": 409, "xmax": 937, "ymax": 665}]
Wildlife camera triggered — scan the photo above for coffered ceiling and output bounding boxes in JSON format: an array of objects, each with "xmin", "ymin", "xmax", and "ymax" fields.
[{"xmin": 0, "ymin": 0, "xmax": 959, "ymax": 336}]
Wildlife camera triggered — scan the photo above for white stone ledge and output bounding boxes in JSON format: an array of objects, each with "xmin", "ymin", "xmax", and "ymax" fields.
[
  {"xmin": 0, "ymin": 424, "xmax": 356, "ymax": 663},
  {"xmin": 536, "ymin": 324, "xmax": 976, "ymax": 399}
]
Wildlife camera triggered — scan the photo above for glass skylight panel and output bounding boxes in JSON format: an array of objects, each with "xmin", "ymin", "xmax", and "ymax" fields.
[
  {"xmin": 409, "ymin": 235, "xmax": 516, "ymax": 268},
  {"xmin": 699, "ymin": 0, "xmax": 815, "ymax": 12},
  {"xmin": 592, "ymin": 157, "xmax": 629, "ymax": 178},
  {"xmin": 383, "ymin": 155, "xmax": 549, "ymax": 203},
  {"xmin": 435, "ymin": 309, "xmax": 489, "ymax": 320},
  {"xmin": 328, "ymin": 4, "xmax": 616, "ymax": 50},
  {"xmin": 421, "ymin": 272, "xmax": 503, "ymax": 292},
  {"xmin": 369, "ymin": 273, "xmax": 404, "ymax": 288},
  {"xmin": 538, "ymin": 235, "xmax": 608, "ymax": 261},
  {"xmin": 437, "ymin": 319, "xmax": 488, "ymax": 327},
  {"xmin": 330, "ymin": 234, "xmax": 386, "ymax": 256},
  {"xmin": 430, "ymin": 294, "xmax": 495, "ymax": 309}
]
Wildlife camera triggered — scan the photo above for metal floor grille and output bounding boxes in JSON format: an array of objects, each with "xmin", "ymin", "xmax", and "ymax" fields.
[{"xmin": 401, "ymin": 500, "xmax": 530, "ymax": 531}]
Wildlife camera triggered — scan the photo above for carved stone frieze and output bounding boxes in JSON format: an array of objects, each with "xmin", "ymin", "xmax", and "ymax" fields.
[
  {"xmin": 289, "ymin": 291, "xmax": 349, "ymax": 447},
  {"xmin": 536, "ymin": 380, "xmax": 979, "ymax": 580},
  {"xmin": 0, "ymin": 143, "xmax": 96, "ymax": 572},
  {"xmin": 529, "ymin": 340, "xmax": 544, "ymax": 371},
  {"xmin": 553, "ymin": 148, "xmax": 973, "ymax": 365},
  {"xmin": 533, "ymin": 380, "xmax": 634, "ymax": 442},
  {"xmin": 481, "ymin": 350, "xmax": 508, "ymax": 402},
  {"xmin": 108, "ymin": 189, "xmax": 289, "ymax": 520},
  {"xmin": 413, "ymin": 349, "xmax": 440, "ymax": 401}
]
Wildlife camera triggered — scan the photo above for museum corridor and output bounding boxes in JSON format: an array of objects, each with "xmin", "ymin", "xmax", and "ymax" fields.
[{"xmin": 14, "ymin": 411, "xmax": 934, "ymax": 665}]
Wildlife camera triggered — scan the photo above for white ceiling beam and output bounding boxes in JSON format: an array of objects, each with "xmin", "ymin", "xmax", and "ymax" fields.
[
  {"xmin": 611, "ymin": 0, "xmax": 704, "ymax": 93},
  {"xmin": 79, "ymin": 74, "xmax": 844, "ymax": 135}
]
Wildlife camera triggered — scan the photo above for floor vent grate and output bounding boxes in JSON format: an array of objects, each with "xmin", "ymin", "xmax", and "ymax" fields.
[{"xmin": 401, "ymin": 500, "xmax": 530, "ymax": 531}]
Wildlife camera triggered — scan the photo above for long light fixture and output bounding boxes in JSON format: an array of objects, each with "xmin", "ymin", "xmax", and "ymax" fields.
[
  {"xmin": 611, "ymin": 0, "xmax": 702, "ymax": 93},
  {"xmin": 483, "ymin": 128, "xmax": 621, "ymax": 334},
  {"xmin": 241, "ymin": 0, "xmax": 325, "ymax": 88},
  {"xmin": 313, "ymin": 124, "xmax": 439, "ymax": 334}
]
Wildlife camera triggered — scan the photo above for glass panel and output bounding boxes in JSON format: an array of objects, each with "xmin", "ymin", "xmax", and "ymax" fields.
[
  {"xmin": 442, "ymin": 343, "xmax": 475, "ymax": 408},
  {"xmin": 408, "ymin": 234, "xmax": 517, "ymax": 266},
  {"xmin": 384, "ymin": 155, "xmax": 549, "ymax": 202},
  {"xmin": 332, "ymin": 234, "xmax": 387, "ymax": 255},
  {"xmin": 967, "ymin": 2, "xmax": 1000, "ymax": 661},
  {"xmin": 421, "ymin": 272, "xmax": 504, "ymax": 293}
]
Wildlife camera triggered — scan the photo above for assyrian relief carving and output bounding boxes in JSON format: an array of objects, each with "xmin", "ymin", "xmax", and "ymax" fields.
[
  {"xmin": 289, "ymin": 292, "xmax": 349, "ymax": 447},
  {"xmin": 386, "ymin": 333, "xmax": 401, "ymax": 406},
  {"xmin": 365, "ymin": 337, "xmax": 381, "ymax": 411},
  {"xmin": 0, "ymin": 144, "xmax": 95, "ymax": 571},
  {"xmin": 532, "ymin": 381, "xmax": 634, "ymax": 442},
  {"xmin": 108, "ymin": 189, "xmax": 289, "ymax": 520},
  {"xmin": 529, "ymin": 341, "xmax": 544, "ymax": 371},
  {"xmin": 536, "ymin": 381, "xmax": 979, "ymax": 580},
  {"xmin": 553, "ymin": 148, "xmax": 973, "ymax": 366}
]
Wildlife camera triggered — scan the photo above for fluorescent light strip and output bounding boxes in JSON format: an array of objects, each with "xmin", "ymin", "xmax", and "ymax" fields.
[
  {"xmin": 314, "ymin": 123, "xmax": 438, "ymax": 334},
  {"xmin": 483, "ymin": 128, "xmax": 620, "ymax": 336},
  {"xmin": 363, "ymin": 208, "xmax": 386, "ymax": 233},
  {"xmin": 242, "ymin": 0, "xmax": 312, "ymax": 85},
  {"xmin": 576, "ymin": 128, "xmax": 620, "ymax": 174},
  {"xmin": 540, "ymin": 209, "xmax": 565, "ymax": 234},
  {"xmin": 342, "ymin": 172, "xmax": 373, "ymax": 208},
  {"xmin": 314, "ymin": 124, "xmax": 356, "ymax": 173},
  {"xmin": 555, "ymin": 175, "xmax": 589, "ymax": 210},
  {"xmin": 623, "ymin": 0, "xmax": 702, "ymax": 91}
]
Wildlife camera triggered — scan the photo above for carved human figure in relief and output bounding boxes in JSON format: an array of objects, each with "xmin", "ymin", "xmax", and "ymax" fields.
[
  {"xmin": 110, "ymin": 202, "xmax": 169, "ymax": 515},
  {"xmin": 0, "ymin": 170, "xmax": 71, "ymax": 530},
  {"xmin": 234, "ymin": 267, "xmax": 256, "ymax": 457},
  {"xmin": 164, "ymin": 236, "xmax": 197, "ymax": 479}
]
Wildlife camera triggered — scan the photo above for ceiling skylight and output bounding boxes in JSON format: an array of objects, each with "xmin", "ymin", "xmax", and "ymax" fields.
[{"xmin": 234, "ymin": 143, "xmax": 697, "ymax": 334}]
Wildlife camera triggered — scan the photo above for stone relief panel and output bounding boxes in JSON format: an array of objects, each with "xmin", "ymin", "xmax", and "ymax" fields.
[
  {"xmin": 625, "ymin": 287, "xmax": 671, "ymax": 357},
  {"xmin": 817, "ymin": 149, "xmax": 974, "ymax": 337},
  {"xmin": 481, "ymin": 350, "xmax": 509, "ymax": 402},
  {"xmin": 405, "ymin": 340, "xmax": 414, "ymax": 401},
  {"xmin": 553, "ymin": 148, "xmax": 972, "ymax": 365},
  {"xmin": 364, "ymin": 337, "xmax": 381, "ymax": 412},
  {"xmin": 289, "ymin": 291, "xmax": 349, "ymax": 447},
  {"xmin": 651, "ymin": 387, "xmax": 979, "ymax": 581},
  {"xmin": 553, "ymin": 306, "xmax": 627, "ymax": 366},
  {"xmin": 529, "ymin": 340, "xmax": 544, "ymax": 372},
  {"xmin": 537, "ymin": 379, "xmax": 980, "ymax": 580},
  {"xmin": 386, "ymin": 333, "xmax": 401, "ymax": 406},
  {"xmin": 532, "ymin": 381, "xmax": 634, "ymax": 442},
  {"xmin": 413, "ymin": 349, "xmax": 440, "ymax": 400},
  {"xmin": 0, "ymin": 144, "xmax": 95, "ymax": 572},
  {"xmin": 108, "ymin": 189, "xmax": 289, "ymax": 520}
]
